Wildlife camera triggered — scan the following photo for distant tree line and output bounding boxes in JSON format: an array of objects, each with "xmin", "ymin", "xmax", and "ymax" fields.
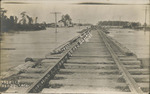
[
  {"xmin": 98, "ymin": 21, "xmax": 142, "ymax": 29},
  {"xmin": 0, "ymin": 8, "xmax": 46, "ymax": 32}
]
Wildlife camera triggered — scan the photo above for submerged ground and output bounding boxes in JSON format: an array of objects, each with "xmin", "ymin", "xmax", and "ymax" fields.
[{"xmin": 0, "ymin": 27, "xmax": 149, "ymax": 72}]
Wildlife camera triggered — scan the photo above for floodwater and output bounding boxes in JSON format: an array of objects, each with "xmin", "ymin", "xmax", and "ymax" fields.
[
  {"xmin": 0, "ymin": 27, "xmax": 86, "ymax": 72},
  {"xmin": 0, "ymin": 27, "xmax": 149, "ymax": 72},
  {"xmin": 108, "ymin": 29, "xmax": 149, "ymax": 59}
]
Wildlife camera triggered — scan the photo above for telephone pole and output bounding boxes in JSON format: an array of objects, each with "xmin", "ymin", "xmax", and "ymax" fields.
[
  {"xmin": 149, "ymin": 0, "xmax": 150, "ymax": 27},
  {"xmin": 78, "ymin": 19, "xmax": 82, "ymax": 29},
  {"xmin": 119, "ymin": 16, "xmax": 122, "ymax": 28},
  {"xmin": 50, "ymin": 12, "xmax": 61, "ymax": 33},
  {"xmin": 144, "ymin": 7, "xmax": 147, "ymax": 28}
]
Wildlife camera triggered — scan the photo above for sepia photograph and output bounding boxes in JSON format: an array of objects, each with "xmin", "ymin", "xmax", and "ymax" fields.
[{"xmin": 0, "ymin": 0, "xmax": 150, "ymax": 93}]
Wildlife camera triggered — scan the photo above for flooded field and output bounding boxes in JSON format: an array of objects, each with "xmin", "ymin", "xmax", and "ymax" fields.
[
  {"xmin": 0, "ymin": 27, "xmax": 86, "ymax": 72},
  {"xmin": 108, "ymin": 29, "xmax": 149, "ymax": 59},
  {"xmin": 0, "ymin": 27, "xmax": 149, "ymax": 72}
]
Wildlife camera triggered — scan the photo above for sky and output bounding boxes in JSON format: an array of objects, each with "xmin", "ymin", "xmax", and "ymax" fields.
[{"xmin": 1, "ymin": 0, "xmax": 150, "ymax": 24}]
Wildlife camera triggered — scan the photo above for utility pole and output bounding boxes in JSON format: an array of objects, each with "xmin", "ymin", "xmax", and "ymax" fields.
[
  {"xmin": 50, "ymin": 12, "xmax": 61, "ymax": 48},
  {"xmin": 50, "ymin": 12, "xmax": 61, "ymax": 33},
  {"xmin": 78, "ymin": 19, "xmax": 81, "ymax": 29},
  {"xmin": 111, "ymin": 16, "xmax": 114, "ymax": 27},
  {"xmin": 144, "ymin": 7, "xmax": 147, "ymax": 31},
  {"xmin": 149, "ymin": 0, "xmax": 150, "ymax": 27},
  {"xmin": 119, "ymin": 16, "xmax": 122, "ymax": 28}
]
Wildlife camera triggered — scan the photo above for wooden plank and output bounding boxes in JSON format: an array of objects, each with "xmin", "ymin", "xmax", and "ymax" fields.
[
  {"xmin": 138, "ymin": 83, "xmax": 149, "ymax": 88},
  {"xmin": 42, "ymin": 88, "xmax": 139, "ymax": 94},
  {"xmin": 6, "ymin": 87, "xmax": 28, "ymax": 93},
  {"xmin": 134, "ymin": 78, "xmax": 149, "ymax": 82},
  {"xmin": 80, "ymin": 44, "xmax": 106, "ymax": 47},
  {"xmin": 42, "ymin": 59, "xmax": 59, "ymax": 62},
  {"xmin": 131, "ymin": 75, "xmax": 149, "ymax": 78},
  {"xmin": 121, "ymin": 61, "xmax": 141, "ymax": 65},
  {"xmin": 41, "ymin": 62, "xmax": 57, "ymax": 66},
  {"xmin": 18, "ymin": 79, "xmax": 35, "ymax": 84},
  {"xmin": 45, "ymin": 56, "xmax": 61, "ymax": 59},
  {"xmin": 73, "ymin": 51, "xmax": 110, "ymax": 55},
  {"xmin": 124, "ymin": 65, "xmax": 141, "ymax": 68},
  {"xmin": 79, "ymin": 44, "xmax": 106, "ymax": 48},
  {"xmin": 59, "ymin": 69, "xmax": 119, "ymax": 73},
  {"xmin": 81, "ymin": 42, "xmax": 104, "ymax": 45},
  {"xmin": 19, "ymin": 73, "xmax": 42, "ymax": 79},
  {"xmin": 49, "ymin": 79, "xmax": 127, "ymax": 88},
  {"xmin": 119, "ymin": 56, "xmax": 137, "ymax": 59},
  {"xmin": 87, "ymin": 41, "xmax": 105, "ymax": 43},
  {"xmin": 54, "ymin": 74, "xmax": 121, "ymax": 79},
  {"xmin": 68, "ymin": 57, "xmax": 113, "ymax": 62},
  {"xmin": 122, "ymin": 62, "xmax": 141, "ymax": 65},
  {"xmin": 128, "ymin": 69, "xmax": 149, "ymax": 72},
  {"xmin": 76, "ymin": 48, "xmax": 108, "ymax": 52},
  {"xmin": 66, "ymin": 61, "xmax": 115, "ymax": 64},
  {"xmin": 71, "ymin": 55, "xmax": 111, "ymax": 57},
  {"xmin": 64, "ymin": 63, "xmax": 116, "ymax": 67},
  {"xmin": 26, "ymin": 68, "xmax": 46, "ymax": 73},
  {"xmin": 129, "ymin": 71, "xmax": 149, "ymax": 75},
  {"xmin": 119, "ymin": 58, "xmax": 138, "ymax": 61},
  {"xmin": 40, "ymin": 62, "xmax": 57, "ymax": 68},
  {"xmin": 64, "ymin": 63, "xmax": 118, "ymax": 69}
]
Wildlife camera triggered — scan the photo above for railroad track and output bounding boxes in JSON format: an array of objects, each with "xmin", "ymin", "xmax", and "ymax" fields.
[{"xmin": 3, "ymin": 28, "xmax": 149, "ymax": 94}]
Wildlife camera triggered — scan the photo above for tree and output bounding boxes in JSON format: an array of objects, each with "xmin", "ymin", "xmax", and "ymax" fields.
[
  {"xmin": 26, "ymin": 15, "xmax": 33, "ymax": 24},
  {"xmin": 35, "ymin": 17, "xmax": 38, "ymax": 24},
  {"xmin": 19, "ymin": 11, "xmax": 27, "ymax": 24},
  {"xmin": 58, "ymin": 14, "xmax": 73, "ymax": 27}
]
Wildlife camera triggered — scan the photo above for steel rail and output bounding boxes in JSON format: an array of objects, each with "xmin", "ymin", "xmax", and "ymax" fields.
[
  {"xmin": 25, "ymin": 29, "xmax": 91, "ymax": 93},
  {"xmin": 107, "ymin": 36, "xmax": 135, "ymax": 56},
  {"xmin": 48, "ymin": 28, "xmax": 91, "ymax": 55},
  {"xmin": 97, "ymin": 30, "xmax": 143, "ymax": 94}
]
